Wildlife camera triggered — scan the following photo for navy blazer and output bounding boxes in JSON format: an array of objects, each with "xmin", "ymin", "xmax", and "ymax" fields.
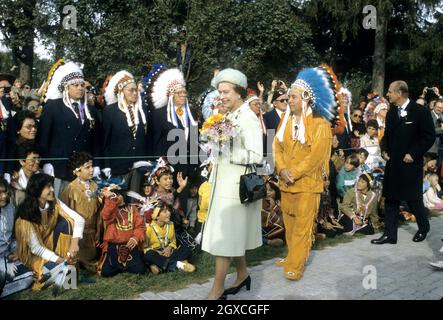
[
  {"xmin": 263, "ymin": 108, "xmax": 281, "ymax": 132},
  {"xmin": 37, "ymin": 98, "xmax": 101, "ymax": 180},
  {"xmin": 150, "ymin": 106, "xmax": 199, "ymax": 177},
  {"xmin": 102, "ymin": 103, "xmax": 152, "ymax": 176}
]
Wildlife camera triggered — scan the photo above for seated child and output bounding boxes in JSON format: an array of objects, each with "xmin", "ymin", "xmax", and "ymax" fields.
[
  {"xmin": 336, "ymin": 153, "xmax": 360, "ymax": 199},
  {"xmin": 143, "ymin": 203, "xmax": 195, "ymax": 274},
  {"xmin": 261, "ymin": 177, "xmax": 285, "ymax": 247},
  {"xmin": 60, "ymin": 152, "xmax": 103, "ymax": 274},
  {"xmin": 316, "ymin": 175, "xmax": 343, "ymax": 239},
  {"xmin": 98, "ymin": 187, "xmax": 146, "ymax": 277},
  {"xmin": 148, "ymin": 159, "xmax": 197, "ymax": 249},
  {"xmin": 423, "ymin": 174, "xmax": 443, "ymax": 211},
  {"xmin": 0, "ymin": 179, "xmax": 33, "ymax": 298},
  {"xmin": 339, "ymin": 173, "xmax": 381, "ymax": 235}
]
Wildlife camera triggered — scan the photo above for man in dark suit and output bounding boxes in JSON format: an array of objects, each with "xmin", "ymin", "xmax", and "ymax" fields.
[
  {"xmin": 371, "ymin": 81, "xmax": 435, "ymax": 245},
  {"xmin": 102, "ymin": 70, "xmax": 151, "ymax": 190},
  {"xmin": 0, "ymin": 74, "xmax": 16, "ymax": 182},
  {"xmin": 38, "ymin": 62, "xmax": 101, "ymax": 196},
  {"xmin": 263, "ymin": 89, "xmax": 288, "ymax": 131}
]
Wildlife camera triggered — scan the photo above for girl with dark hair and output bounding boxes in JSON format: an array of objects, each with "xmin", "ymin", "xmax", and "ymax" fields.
[
  {"xmin": 339, "ymin": 173, "xmax": 380, "ymax": 235},
  {"xmin": 261, "ymin": 178, "xmax": 285, "ymax": 247},
  {"xmin": 60, "ymin": 152, "xmax": 102, "ymax": 273},
  {"xmin": 148, "ymin": 160, "xmax": 197, "ymax": 250},
  {"xmin": 14, "ymin": 173, "xmax": 85, "ymax": 290},
  {"xmin": 10, "ymin": 141, "xmax": 41, "ymax": 207}
]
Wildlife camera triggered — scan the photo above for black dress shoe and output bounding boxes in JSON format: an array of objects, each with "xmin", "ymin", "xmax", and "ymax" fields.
[
  {"xmin": 217, "ymin": 294, "xmax": 227, "ymax": 300},
  {"xmin": 371, "ymin": 235, "xmax": 397, "ymax": 244},
  {"xmin": 223, "ymin": 275, "xmax": 251, "ymax": 295},
  {"xmin": 412, "ymin": 231, "xmax": 428, "ymax": 242}
]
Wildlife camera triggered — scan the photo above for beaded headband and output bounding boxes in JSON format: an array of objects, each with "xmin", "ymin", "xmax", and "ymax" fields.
[{"xmin": 58, "ymin": 72, "xmax": 84, "ymax": 92}]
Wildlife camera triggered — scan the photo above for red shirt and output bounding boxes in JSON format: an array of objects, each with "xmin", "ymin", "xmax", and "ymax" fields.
[{"xmin": 101, "ymin": 198, "xmax": 145, "ymax": 245}]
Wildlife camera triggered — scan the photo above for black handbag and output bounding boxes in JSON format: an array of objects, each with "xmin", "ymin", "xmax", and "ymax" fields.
[{"xmin": 239, "ymin": 165, "xmax": 266, "ymax": 204}]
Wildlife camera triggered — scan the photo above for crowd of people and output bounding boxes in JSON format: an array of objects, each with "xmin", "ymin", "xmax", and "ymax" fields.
[{"xmin": 1, "ymin": 59, "xmax": 443, "ymax": 300}]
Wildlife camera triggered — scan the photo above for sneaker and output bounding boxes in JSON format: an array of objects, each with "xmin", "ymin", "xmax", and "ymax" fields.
[
  {"xmin": 429, "ymin": 261, "xmax": 443, "ymax": 270},
  {"xmin": 150, "ymin": 264, "xmax": 160, "ymax": 275},
  {"xmin": 267, "ymin": 238, "xmax": 284, "ymax": 247},
  {"xmin": 179, "ymin": 261, "xmax": 196, "ymax": 273}
]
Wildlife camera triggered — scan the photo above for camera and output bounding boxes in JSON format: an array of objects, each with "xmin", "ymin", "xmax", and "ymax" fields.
[{"xmin": 87, "ymin": 86, "xmax": 97, "ymax": 95}]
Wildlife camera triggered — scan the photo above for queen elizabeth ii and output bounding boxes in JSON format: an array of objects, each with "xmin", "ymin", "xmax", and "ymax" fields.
[{"xmin": 202, "ymin": 68, "xmax": 263, "ymax": 300}]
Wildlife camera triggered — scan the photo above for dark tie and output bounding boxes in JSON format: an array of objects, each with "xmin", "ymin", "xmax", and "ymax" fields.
[
  {"xmin": 128, "ymin": 105, "xmax": 137, "ymax": 137},
  {"xmin": 397, "ymin": 107, "xmax": 402, "ymax": 118},
  {"xmin": 72, "ymin": 102, "xmax": 81, "ymax": 120}
]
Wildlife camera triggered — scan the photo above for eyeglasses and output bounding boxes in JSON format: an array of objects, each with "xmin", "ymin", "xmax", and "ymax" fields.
[
  {"xmin": 352, "ymin": 114, "xmax": 363, "ymax": 119},
  {"xmin": 276, "ymin": 99, "xmax": 288, "ymax": 103},
  {"xmin": 23, "ymin": 124, "xmax": 37, "ymax": 130}
]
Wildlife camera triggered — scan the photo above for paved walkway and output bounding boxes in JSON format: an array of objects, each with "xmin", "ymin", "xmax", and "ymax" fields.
[{"xmin": 139, "ymin": 215, "xmax": 443, "ymax": 300}]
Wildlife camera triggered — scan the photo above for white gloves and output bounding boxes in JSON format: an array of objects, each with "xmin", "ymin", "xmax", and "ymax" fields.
[
  {"xmin": 101, "ymin": 168, "xmax": 111, "ymax": 179},
  {"xmin": 42, "ymin": 163, "xmax": 55, "ymax": 177},
  {"xmin": 93, "ymin": 166, "xmax": 101, "ymax": 178},
  {"xmin": 3, "ymin": 173, "xmax": 11, "ymax": 184}
]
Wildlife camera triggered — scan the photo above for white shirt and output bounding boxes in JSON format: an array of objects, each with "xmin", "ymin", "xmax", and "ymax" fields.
[
  {"xmin": 276, "ymin": 108, "xmax": 284, "ymax": 119},
  {"xmin": 398, "ymin": 98, "xmax": 410, "ymax": 112}
]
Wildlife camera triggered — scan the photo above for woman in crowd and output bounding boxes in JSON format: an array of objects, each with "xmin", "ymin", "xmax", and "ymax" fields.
[
  {"xmin": 14, "ymin": 173, "xmax": 85, "ymax": 290},
  {"xmin": 10, "ymin": 141, "xmax": 41, "ymax": 207}
]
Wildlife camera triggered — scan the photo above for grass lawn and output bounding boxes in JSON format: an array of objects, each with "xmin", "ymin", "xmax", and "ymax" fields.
[{"xmin": 8, "ymin": 211, "xmax": 442, "ymax": 300}]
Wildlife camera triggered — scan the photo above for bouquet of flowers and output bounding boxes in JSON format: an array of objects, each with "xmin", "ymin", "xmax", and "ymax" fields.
[{"xmin": 199, "ymin": 113, "xmax": 237, "ymax": 154}]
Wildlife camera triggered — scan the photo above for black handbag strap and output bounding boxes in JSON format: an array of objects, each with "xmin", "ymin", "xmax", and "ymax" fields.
[{"xmin": 244, "ymin": 164, "xmax": 256, "ymax": 174}]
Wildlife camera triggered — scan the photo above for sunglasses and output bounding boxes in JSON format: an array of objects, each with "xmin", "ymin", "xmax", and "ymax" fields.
[
  {"xmin": 276, "ymin": 99, "xmax": 288, "ymax": 103},
  {"xmin": 353, "ymin": 114, "xmax": 363, "ymax": 118}
]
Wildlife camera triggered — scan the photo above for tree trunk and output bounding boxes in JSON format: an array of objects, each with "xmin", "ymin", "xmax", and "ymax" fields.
[
  {"xmin": 18, "ymin": 0, "xmax": 36, "ymax": 85},
  {"xmin": 371, "ymin": 4, "xmax": 388, "ymax": 95},
  {"xmin": 19, "ymin": 44, "xmax": 33, "ymax": 85}
]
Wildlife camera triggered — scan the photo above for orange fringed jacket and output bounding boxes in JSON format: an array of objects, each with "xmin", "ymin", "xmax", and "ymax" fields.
[{"xmin": 274, "ymin": 115, "xmax": 332, "ymax": 194}]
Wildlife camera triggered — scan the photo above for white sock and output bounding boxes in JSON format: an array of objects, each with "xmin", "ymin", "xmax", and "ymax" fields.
[{"xmin": 176, "ymin": 261, "xmax": 185, "ymax": 269}]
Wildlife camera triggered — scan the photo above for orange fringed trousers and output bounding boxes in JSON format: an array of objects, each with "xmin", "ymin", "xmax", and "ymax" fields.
[{"xmin": 280, "ymin": 192, "xmax": 320, "ymax": 279}]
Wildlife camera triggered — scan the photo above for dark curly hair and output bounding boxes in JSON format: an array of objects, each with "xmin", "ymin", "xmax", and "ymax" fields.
[
  {"xmin": 17, "ymin": 173, "xmax": 54, "ymax": 224},
  {"xmin": 13, "ymin": 110, "xmax": 36, "ymax": 133},
  {"xmin": 16, "ymin": 140, "xmax": 41, "ymax": 161},
  {"xmin": 68, "ymin": 151, "xmax": 93, "ymax": 180}
]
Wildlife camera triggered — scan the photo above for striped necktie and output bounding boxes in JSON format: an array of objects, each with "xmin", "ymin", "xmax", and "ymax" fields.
[{"xmin": 128, "ymin": 105, "xmax": 137, "ymax": 137}]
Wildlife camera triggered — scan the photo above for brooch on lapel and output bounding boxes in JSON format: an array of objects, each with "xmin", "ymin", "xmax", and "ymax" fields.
[{"xmin": 400, "ymin": 110, "xmax": 407, "ymax": 118}]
